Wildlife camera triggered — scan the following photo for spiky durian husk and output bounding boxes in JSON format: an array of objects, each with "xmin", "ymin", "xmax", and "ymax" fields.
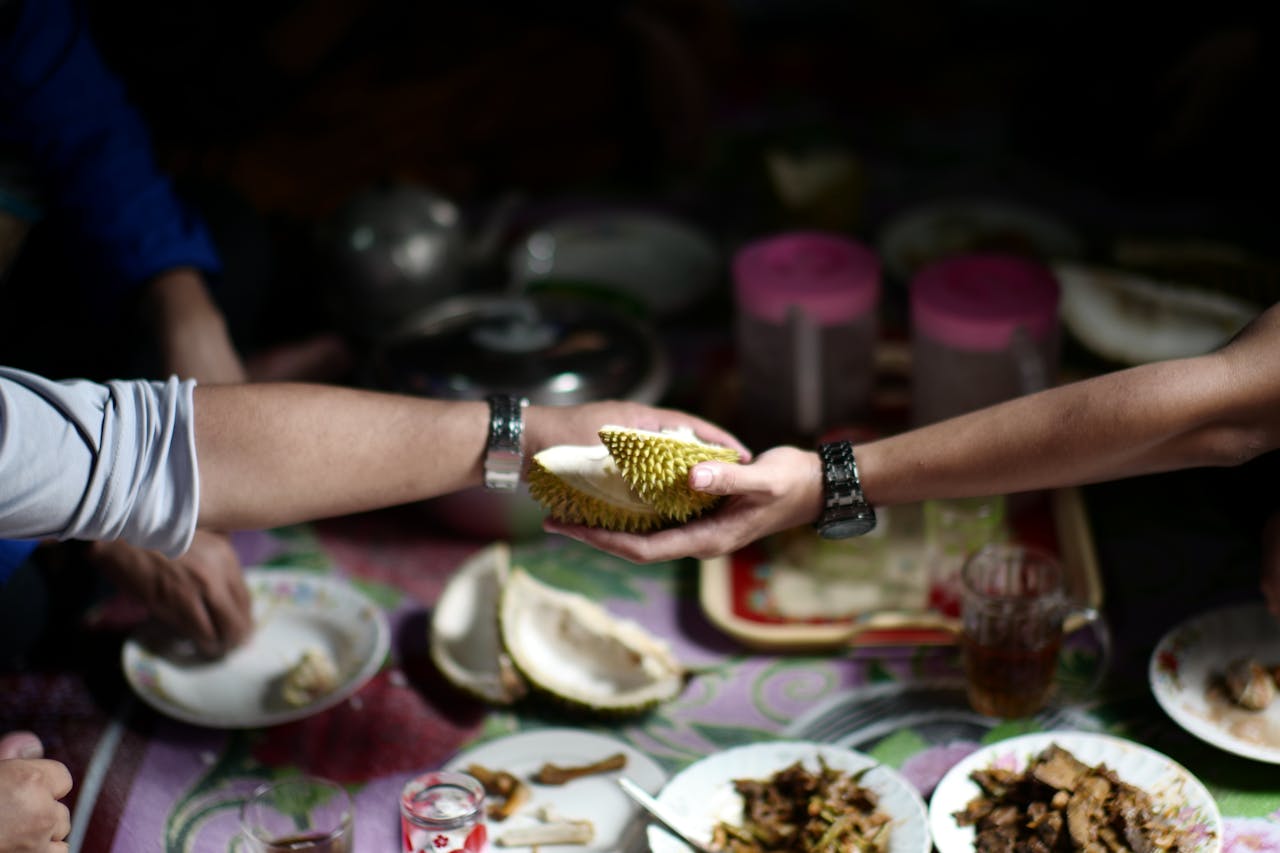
[
  {"xmin": 526, "ymin": 444, "xmax": 665, "ymax": 532},
  {"xmin": 499, "ymin": 568, "xmax": 685, "ymax": 715},
  {"xmin": 598, "ymin": 426, "xmax": 741, "ymax": 522}
]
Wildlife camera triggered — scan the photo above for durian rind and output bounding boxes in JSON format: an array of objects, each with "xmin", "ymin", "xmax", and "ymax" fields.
[
  {"xmin": 526, "ymin": 444, "xmax": 665, "ymax": 532},
  {"xmin": 598, "ymin": 426, "xmax": 741, "ymax": 522},
  {"xmin": 498, "ymin": 568, "xmax": 685, "ymax": 715},
  {"xmin": 429, "ymin": 542, "xmax": 529, "ymax": 705}
]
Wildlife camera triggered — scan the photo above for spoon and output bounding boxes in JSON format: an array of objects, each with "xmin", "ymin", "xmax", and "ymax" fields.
[{"xmin": 617, "ymin": 776, "xmax": 719, "ymax": 853}]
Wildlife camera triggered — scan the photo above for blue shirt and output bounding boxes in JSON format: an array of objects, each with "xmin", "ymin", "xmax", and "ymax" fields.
[{"xmin": 0, "ymin": 0, "xmax": 221, "ymax": 301}]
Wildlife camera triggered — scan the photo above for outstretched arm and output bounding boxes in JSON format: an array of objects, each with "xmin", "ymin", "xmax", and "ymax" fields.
[
  {"xmin": 549, "ymin": 302, "xmax": 1280, "ymax": 563},
  {"xmin": 193, "ymin": 388, "xmax": 746, "ymax": 531}
]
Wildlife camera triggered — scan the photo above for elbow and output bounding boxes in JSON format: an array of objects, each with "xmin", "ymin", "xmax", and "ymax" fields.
[{"xmin": 1188, "ymin": 425, "xmax": 1275, "ymax": 468}]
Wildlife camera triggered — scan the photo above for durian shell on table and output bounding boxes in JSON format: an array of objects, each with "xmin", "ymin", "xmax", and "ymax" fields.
[
  {"xmin": 428, "ymin": 542, "xmax": 528, "ymax": 705},
  {"xmin": 428, "ymin": 543, "xmax": 686, "ymax": 714},
  {"xmin": 498, "ymin": 567, "xmax": 685, "ymax": 714},
  {"xmin": 528, "ymin": 425, "xmax": 741, "ymax": 532}
]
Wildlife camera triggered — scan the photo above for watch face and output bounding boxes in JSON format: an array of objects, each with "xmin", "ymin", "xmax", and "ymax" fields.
[{"xmin": 819, "ymin": 515, "xmax": 876, "ymax": 539}]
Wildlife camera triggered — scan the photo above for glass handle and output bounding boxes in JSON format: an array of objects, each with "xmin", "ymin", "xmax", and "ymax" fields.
[{"xmin": 1061, "ymin": 605, "xmax": 1113, "ymax": 702}]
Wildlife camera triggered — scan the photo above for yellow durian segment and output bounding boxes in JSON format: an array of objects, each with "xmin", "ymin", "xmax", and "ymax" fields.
[
  {"xmin": 526, "ymin": 443, "xmax": 665, "ymax": 532},
  {"xmin": 598, "ymin": 426, "xmax": 740, "ymax": 522}
]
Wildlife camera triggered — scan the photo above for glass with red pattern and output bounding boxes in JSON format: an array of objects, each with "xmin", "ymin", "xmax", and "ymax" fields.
[{"xmin": 401, "ymin": 771, "xmax": 488, "ymax": 853}]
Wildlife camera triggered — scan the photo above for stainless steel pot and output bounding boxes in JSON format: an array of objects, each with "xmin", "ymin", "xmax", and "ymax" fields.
[{"xmin": 368, "ymin": 293, "xmax": 669, "ymax": 539}]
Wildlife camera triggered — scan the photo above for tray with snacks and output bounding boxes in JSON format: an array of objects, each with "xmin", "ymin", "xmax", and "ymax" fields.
[{"xmin": 698, "ymin": 486, "xmax": 1102, "ymax": 650}]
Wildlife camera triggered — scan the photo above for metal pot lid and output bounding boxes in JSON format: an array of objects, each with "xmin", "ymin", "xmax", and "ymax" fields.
[{"xmin": 370, "ymin": 294, "xmax": 667, "ymax": 405}]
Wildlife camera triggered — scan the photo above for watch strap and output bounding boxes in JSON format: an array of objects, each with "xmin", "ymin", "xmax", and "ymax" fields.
[
  {"xmin": 815, "ymin": 440, "xmax": 876, "ymax": 536},
  {"xmin": 484, "ymin": 394, "xmax": 527, "ymax": 491}
]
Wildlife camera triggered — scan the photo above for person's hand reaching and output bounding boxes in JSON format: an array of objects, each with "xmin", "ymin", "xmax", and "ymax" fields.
[
  {"xmin": 0, "ymin": 732, "xmax": 73, "ymax": 852},
  {"xmin": 544, "ymin": 446, "xmax": 822, "ymax": 562},
  {"xmin": 87, "ymin": 530, "xmax": 253, "ymax": 657}
]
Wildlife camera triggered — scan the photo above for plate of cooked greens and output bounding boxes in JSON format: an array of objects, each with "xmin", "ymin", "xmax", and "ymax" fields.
[
  {"xmin": 647, "ymin": 740, "xmax": 929, "ymax": 853},
  {"xmin": 928, "ymin": 731, "xmax": 1221, "ymax": 853}
]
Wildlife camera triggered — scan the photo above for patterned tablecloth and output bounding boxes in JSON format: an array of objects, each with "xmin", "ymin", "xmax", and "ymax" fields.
[{"xmin": 2, "ymin": 501, "xmax": 1279, "ymax": 853}]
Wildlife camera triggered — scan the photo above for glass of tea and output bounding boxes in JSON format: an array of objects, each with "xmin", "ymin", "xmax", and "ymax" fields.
[
  {"xmin": 236, "ymin": 776, "xmax": 354, "ymax": 853},
  {"xmin": 959, "ymin": 543, "xmax": 1107, "ymax": 718}
]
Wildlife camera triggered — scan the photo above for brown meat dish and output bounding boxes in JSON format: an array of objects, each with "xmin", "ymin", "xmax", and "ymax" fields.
[
  {"xmin": 952, "ymin": 744, "xmax": 1192, "ymax": 853},
  {"xmin": 711, "ymin": 759, "xmax": 891, "ymax": 852}
]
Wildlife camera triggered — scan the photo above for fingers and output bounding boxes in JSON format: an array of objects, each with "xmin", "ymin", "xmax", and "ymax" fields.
[
  {"xmin": 38, "ymin": 759, "xmax": 74, "ymax": 800},
  {"xmin": 51, "ymin": 799, "xmax": 71, "ymax": 843},
  {"xmin": 195, "ymin": 538, "xmax": 253, "ymax": 653},
  {"xmin": 0, "ymin": 731, "xmax": 43, "ymax": 760}
]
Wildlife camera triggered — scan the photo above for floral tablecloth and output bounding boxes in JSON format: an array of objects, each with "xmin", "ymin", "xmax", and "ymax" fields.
[{"xmin": 2, "ymin": 496, "xmax": 1278, "ymax": 853}]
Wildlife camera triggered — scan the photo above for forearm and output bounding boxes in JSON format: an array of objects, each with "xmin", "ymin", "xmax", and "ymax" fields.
[
  {"xmin": 194, "ymin": 384, "xmax": 489, "ymax": 530},
  {"xmin": 150, "ymin": 268, "xmax": 247, "ymax": 384},
  {"xmin": 858, "ymin": 351, "xmax": 1266, "ymax": 506}
]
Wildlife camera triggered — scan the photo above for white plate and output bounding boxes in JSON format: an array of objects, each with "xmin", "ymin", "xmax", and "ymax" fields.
[
  {"xmin": 929, "ymin": 731, "xmax": 1222, "ymax": 853},
  {"xmin": 445, "ymin": 727, "xmax": 667, "ymax": 853},
  {"xmin": 649, "ymin": 740, "xmax": 930, "ymax": 853},
  {"xmin": 510, "ymin": 210, "xmax": 720, "ymax": 317},
  {"xmin": 1054, "ymin": 262, "xmax": 1259, "ymax": 365},
  {"xmin": 122, "ymin": 569, "xmax": 389, "ymax": 728},
  {"xmin": 1151, "ymin": 602, "xmax": 1280, "ymax": 763}
]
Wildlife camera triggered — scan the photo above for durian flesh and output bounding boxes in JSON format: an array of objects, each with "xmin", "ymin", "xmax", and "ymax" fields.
[
  {"xmin": 527, "ymin": 443, "xmax": 664, "ymax": 532},
  {"xmin": 499, "ymin": 568, "xmax": 684, "ymax": 713},
  {"xmin": 528, "ymin": 427, "xmax": 740, "ymax": 531}
]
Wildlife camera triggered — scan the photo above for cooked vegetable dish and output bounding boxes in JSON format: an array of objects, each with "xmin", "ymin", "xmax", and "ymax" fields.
[
  {"xmin": 953, "ymin": 744, "xmax": 1194, "ymax": 853},
  {"xmin": 711, "ymin": 758, "xmax": 891, "ymax": 852}
]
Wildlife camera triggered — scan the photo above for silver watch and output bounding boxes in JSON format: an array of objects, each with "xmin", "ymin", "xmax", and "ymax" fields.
[
  {"xmin": 814, "ymin": 440, "xmax": 877, "ymax": 539},
  {"xmin": 484, "ymin": 394, "xmax": 528, "ymax": 491}
]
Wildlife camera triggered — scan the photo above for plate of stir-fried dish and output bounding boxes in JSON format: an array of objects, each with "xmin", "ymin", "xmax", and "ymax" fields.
[
  {"xmin": 648, "ymin": 740, "xmax": 930, "ymax": 853},
  {"xmin": 929, "ymin": 732, "xmax": 1221, "ymax": 853}
]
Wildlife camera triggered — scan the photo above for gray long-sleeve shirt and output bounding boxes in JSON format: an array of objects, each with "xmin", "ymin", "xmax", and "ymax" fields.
[{"xmin": 0, "ymin": 367, "xmax": 198, "ymax": 556}]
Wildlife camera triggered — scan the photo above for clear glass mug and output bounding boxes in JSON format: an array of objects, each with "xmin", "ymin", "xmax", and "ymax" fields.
[
  {"xmin": 959, "ymin": 543, "xmax": 1111, "ymax": 718},
  {"xmin": 233, "ymin": 776, "xmax": 354, "ymax": 853}
]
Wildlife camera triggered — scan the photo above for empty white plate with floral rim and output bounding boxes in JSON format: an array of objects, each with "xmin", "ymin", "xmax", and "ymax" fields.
[
  {"xmin": 648, "ymin": 740, "xmax": 930, "ymax": 853},
  {"xmin": 929, "ymin": 731, "xmax": 1221, "ymax": 853},
  {"xmin": 1150, "ymin": 602, "xmax": 1280, "ymax": 763},
  {"xmin": 122, "ymin": 569, "xmax": 389, "ymax": 728}
]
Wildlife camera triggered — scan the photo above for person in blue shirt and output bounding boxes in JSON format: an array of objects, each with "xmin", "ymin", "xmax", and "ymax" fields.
[{"xmin": 0, "ymin": 0, "xmax": 255, "ymax": 664}]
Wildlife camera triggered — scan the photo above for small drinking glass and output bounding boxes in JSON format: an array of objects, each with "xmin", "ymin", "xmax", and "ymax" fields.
[
  {"xmin": 401, "ymin": 770, "xmax": 488, "ymax": 853},
  {"xmin": 924, "ymin": 495, "xmax": 1007, "ymax": 616},
  {"xmin": 959, "ymin": 543, "xmax": 1109, "ymax": 718},
  {"xmin": 235, "ymin": 776, "xmax": 353, "ymax": 853}
]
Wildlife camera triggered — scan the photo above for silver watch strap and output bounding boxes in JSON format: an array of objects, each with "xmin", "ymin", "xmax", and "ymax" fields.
[{"xmin": 484, "ymin": 394, "xmax": 527, "ymax": 491}]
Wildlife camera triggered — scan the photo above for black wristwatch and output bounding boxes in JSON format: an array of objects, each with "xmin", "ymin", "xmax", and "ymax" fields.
[
  {"xmin": 814, "ymin": 440, "xmax": 877, "ymax": 539},
  {"xmin": 484, "ymin": 394, "xmax": 528, "ymax": 491}
]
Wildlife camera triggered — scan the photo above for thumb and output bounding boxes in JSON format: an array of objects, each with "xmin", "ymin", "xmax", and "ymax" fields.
[{"xmin": 689, "ymin": 461, "xmax": 768, "ymax": 496}]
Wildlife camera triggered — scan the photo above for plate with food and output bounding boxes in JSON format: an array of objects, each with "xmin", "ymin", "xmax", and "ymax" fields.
[
  {"xmin": 1151, "ymin": 602, "xmax": 1280, "ymax": 763},
  {"xmin": 648, "ymin": 740, "xmax": 930, "ymax": 853},
  {"xmin": 444, "ymin": 727, "xmax": 667, "ymax": 852},
  {"xmin": 929, "ymin": 731, "xmax": 1221, "ymax": 853},
  {"xmin": 122, "ymin": 569, "xmax": 389, "ymax": 728}
]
